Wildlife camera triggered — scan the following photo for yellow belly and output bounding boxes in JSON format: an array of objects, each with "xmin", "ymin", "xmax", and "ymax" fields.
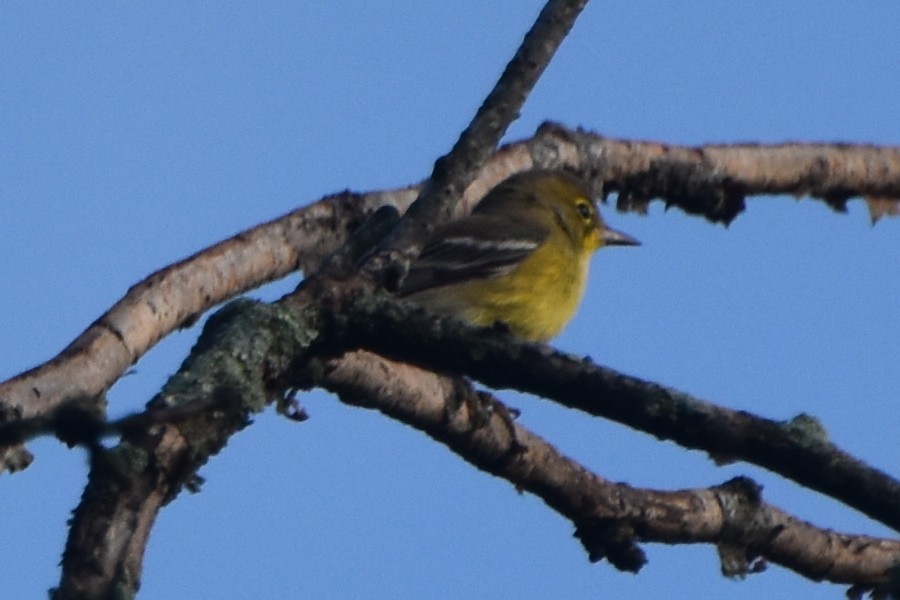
[{"xmin": 413, "ymin": 244, "xmax": 590, "ymax": 342}]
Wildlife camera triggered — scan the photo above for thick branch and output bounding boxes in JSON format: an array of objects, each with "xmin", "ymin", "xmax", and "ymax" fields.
[
  {"xmin": 317, "ymin": 350, "xmax": 899, "ymax": 590},
  {"xmin": 4, "ymin": 128, "xmax": 897, "ymax": 474},
  {"xmin": 50, "ymin": 274, "xmax": 898, "ymax": 595},
  {"xmin": 0, "ymin": 0, "xmax": 589, "ymax": 475},
  {"xmin": 531, "ymin": 123, "xmax": 900, "ymax": 223},
  {"xmin": 327, "ymin": 295, "xmax": 900, "ymax": 532},
  {"xmin": 54, "ymin": 3, "xmax": 594, "ymax": 594},
  {"xmin": 52, "ymin": 297, "xmax": 900, "ymax": 595},
  {"xmin": 55, "ymin": 299, "xmax": 319, "ymax": 599},
  {"xmin": 0, "ymin": 187, "xmax": 416, "ymax": 473}
]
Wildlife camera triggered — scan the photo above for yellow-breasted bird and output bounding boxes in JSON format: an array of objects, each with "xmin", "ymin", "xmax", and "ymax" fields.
[{"xmin": 398, "ymin": 170, "xmax": 639, "ymax": 342}]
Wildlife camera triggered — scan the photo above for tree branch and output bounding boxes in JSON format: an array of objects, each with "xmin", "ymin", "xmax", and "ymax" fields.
[
  {"xmin": 48, "ymin": 299, "xmax": 900, "ymax": 597},
  {"xmin": 0, "ymin": 0, "xmax": 590, "ymax": 475},
  {"xmin": 531, "ymin": 123, "xmax": 900, "ymax": 223},
  {"xmin": 0, "ymin": 187, "xmax": 414, "ymax": 473},
  {"xmin": 316, "ymin": 349, "xmax": 899, "ymax": 592},
  {"xmin": 53, "ymin": 2, "xmax": 594, "ymax": 595},
  {"xmin": 54, "ymin": 299, "xmax": 319, "ymax": 600},
  {"xmin": 351, "ymin": 0, "xmax": 590, "ymax": 283},
  {"xmin": 324, "ymin": 294, "xmax": 900, "ymax": 532},
  {"xmin": 3, "ymin": 126, "xmax": 897, "ymax": 475},
  {"xmin": 402, "ymin": 0, "xmax": 589, "ymax": 224},
  {"xmin": 13, "ymin": 0, "xmax": 892, "ymax": 596}
]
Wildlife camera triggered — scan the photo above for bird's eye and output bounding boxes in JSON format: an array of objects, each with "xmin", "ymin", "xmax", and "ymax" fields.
[{"xmin": 576, "ymin": 200, "xmax": 593, "ymax": 220}]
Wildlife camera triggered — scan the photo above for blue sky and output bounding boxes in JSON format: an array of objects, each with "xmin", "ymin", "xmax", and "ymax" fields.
[{"xmin": 1, "ymin": 2, "xmax": 898, "ymax": 598}]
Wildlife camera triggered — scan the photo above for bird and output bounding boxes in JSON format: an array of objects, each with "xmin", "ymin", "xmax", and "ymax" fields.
[{"xmin": 398, "ymin": 169, "xmax": 639, "ymax": 342}]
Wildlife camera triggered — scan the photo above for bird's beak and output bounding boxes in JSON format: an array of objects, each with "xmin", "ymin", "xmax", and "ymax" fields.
[{"xmin": 601, "ymin": 225, "xmax": 640, "ymax": 247}]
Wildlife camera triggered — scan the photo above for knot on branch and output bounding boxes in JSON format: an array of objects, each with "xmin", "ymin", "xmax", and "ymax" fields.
[
  {"xmin": 781, "ymin": 413, "xmax": 830, "ymax": 446},
  {"xmin": 846, "ymin": 564, "xmax": 900, "ymax": 600},
  {"xmin": 713, "ymin": 476, "xmax": 782, "ymax": 578},
  {"xmin": 573, "ymin": 518, "xmax": 647, "ymax": 573}
]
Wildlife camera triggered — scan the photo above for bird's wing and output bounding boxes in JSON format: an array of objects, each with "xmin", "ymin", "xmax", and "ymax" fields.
[{"xmin": 399, "ymin": 214, "xmax": 549, "ymax": 296}]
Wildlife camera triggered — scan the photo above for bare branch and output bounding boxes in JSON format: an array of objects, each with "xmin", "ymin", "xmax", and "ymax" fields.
[
  {"xmin": 0, "ymin": 187, "xmax": 417, "ymax": 473},
  {"xmin": 3, "ymin": 126, "xmax": 897, "ymax": 475},
  {"xmin": 54, "ymin": 299, "xmax": 317, "ymax": 599},
  {"xmin": 49, "ymin": 296, "xmax": 900, "ymax": 597},
  {"xmin": 401, "ymin": 0, "xmax": 589, "ymax": 227},
  {"xmin": 0, "ymin": 0, "xmax": 590, "ymax": 475},
  {"xmin": 530, "ymin": 123, "xmax": 900, "ymax": 223},
  {"xmin": 54, "ymin": 3, "xmax": 596, "ymax": 594},
  {"xmin": 318, "ymin": 350, "xmax": 899, "ymax": 591},
  {"xmin": 325, "ymin": 294, "xmax": 900, "ymax": 532},
  {"xmin": 353, "ymin": 0, "xmax": 590, "ymax": 283},
  {"xmin": 13, "ymin": 1, "xmax": 891, "ymax": 597}
]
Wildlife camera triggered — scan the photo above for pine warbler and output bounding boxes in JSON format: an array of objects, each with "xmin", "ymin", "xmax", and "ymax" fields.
[{"xmin": 399, "ymin": 170, "xmax": 638, "ymax": 341}]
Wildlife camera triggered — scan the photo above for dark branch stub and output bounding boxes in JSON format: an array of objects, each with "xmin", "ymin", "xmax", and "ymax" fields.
[{"xmin": 574, "ymin": 519, "xmax": 648, "ymax": 572}]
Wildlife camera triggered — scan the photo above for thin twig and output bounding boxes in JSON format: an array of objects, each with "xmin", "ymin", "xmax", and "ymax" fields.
[{"xmin": 356, "ymin": 0, "xmax": 590, "ymax": 276}]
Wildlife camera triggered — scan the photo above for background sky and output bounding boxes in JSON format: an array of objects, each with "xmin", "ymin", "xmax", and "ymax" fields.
[{"xmin": 1, "ymin": 2, "xmax": 898, "ymax": 598}]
